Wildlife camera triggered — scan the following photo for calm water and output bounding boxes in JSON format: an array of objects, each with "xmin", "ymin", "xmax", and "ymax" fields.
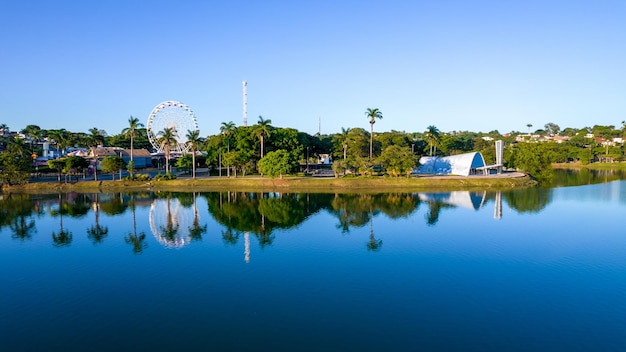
[{"xmin": 1, "ymin": 170, "xmax": 626, "ymax": 351}]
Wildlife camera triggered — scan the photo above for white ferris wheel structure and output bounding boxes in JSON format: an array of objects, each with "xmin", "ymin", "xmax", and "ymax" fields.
[{"xmin": 146, "ymin": 100, "xmax": 199, "ymax": 154}]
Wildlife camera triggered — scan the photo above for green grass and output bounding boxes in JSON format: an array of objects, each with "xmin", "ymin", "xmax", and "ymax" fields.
[
  {"xmin": 2, "ymin": 173, "xmax": 536, "ymax": 194},
  {"xmin": 553, "ymin": 162, "xmax": 626, "ymax": 170}
]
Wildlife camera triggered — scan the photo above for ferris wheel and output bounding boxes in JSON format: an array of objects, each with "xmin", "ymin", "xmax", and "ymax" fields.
[{"xmin": 146, "ymin": 100, "xmax": 198, "ymax": 153}]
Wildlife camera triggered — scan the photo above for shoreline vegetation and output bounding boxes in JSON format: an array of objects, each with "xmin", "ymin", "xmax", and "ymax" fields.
[
  {"xmin": 2, "ymin": 172, "xmax": 535, "ymax": 194},
  {"xmin": 552, "ymin": 161, "xmax": 626, "ymax": 170}
]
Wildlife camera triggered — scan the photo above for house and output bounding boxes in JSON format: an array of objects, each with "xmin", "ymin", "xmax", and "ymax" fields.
[
  {"xmin": 121, "ymin": 148, "xmax": 152, "ymax": 169},
  {"xmin": 87, "ymin": 147, "xmax": 153, "ymax": 169}
]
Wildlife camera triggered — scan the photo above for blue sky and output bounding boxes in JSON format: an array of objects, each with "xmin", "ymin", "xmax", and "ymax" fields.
[{"xmin": 1, "ymin": 0, "xmax": 624, "ymax": 137}]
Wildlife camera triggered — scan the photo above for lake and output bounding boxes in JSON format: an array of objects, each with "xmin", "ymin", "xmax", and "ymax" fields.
[{"xmin": 1, "ymin": 170, "xmax": 626, "ymax": 351}]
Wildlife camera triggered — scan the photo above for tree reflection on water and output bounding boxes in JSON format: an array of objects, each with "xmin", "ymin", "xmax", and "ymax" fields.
[{"xmin": 0, "ymin": 184, "xmax": 565, "ymax": 252}]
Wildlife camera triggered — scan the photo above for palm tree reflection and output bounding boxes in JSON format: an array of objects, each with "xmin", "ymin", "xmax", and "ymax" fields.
[
  {"xmin": 366, "ymin": 206, "xmax": 382, "ymax": 251},
  {"xmin": 125, "ymin": 193, "xmax": 147, "ymax": 254},
  {"xmin": 86, "ymin": 193, "xmax": 108, "ymax": 245},
  {"xmin": 51, "ymin": 193, "xmax": 72, "ymax": 247},
  {"xmin": 160, "ymin": 197, "xmax": 180, "ymax": 243},
  {"xmin": 188, "ymin": 192, "xmax": 207, "ymax": 241},
  {"xmin": 10, "ymin": 215, "xmax": 36, "ymax": 241}
]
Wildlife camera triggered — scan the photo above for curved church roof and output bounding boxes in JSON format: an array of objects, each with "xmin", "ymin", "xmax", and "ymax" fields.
[{"xmin": 416, "ymin": 152, "xmax": 486, "ymax": 176}]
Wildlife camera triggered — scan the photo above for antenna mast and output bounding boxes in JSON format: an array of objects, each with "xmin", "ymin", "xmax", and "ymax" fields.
[
  {"xmin": 242, "ymin": 81, "xmax": 248, "ymax": 126},
  {"xmin": 318, "ymin": 116, "xmax": 321, "ymax": 135}
]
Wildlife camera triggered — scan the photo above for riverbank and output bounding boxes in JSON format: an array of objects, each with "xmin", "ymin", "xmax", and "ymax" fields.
[
  {"xmin": 2, "ymin": 172, "xmax": 535, "ymax": 194},
  {"xmin": 553, "ymin": 162, "xmax": 626, "ymax": 170}
]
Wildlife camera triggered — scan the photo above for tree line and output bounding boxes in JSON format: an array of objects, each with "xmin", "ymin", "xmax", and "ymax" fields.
[{"xmin": 2, "ymin": 116, "xmax": 626, "ymax": 185}]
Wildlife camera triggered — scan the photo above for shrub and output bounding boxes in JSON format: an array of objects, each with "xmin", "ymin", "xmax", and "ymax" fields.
[{"xmin": 153, "ymin": 172, "xmax": 176, "ymax": 181}]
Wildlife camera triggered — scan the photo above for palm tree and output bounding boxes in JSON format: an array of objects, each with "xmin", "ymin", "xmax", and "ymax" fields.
[
  {"xmin": 122, "ymin": 116, "xmax": 144, "ymax": 162},
  {"xmin": 526, "ymin": 123, "xmax": 533, "ymax": 136},
  {"xmin": 88, "ymin": 127, "xmax": 106, "ymax": 148},
  {"xmin": 7, "ymin": 137, "xmax": 27, "ymax": 156},
  {"xmin": 86, "ymin": 137, "xmax": 101, "ymax": 182},
  {"xmin": 425, "ymin": 125, "xmax": 441, "ymax": 156},
  {"xmin": 21, "ymin": 125, "xmax": 42, "ymax": 153},
  {"xmin": 220, "ymin": 121, "xmax": 236, "ymax": 153},
  {"xmin": 186, "ymin": 129, "xmax": 201, "ymax": 179},
  {"xmin": 48, "ymin": 129, "xmax": 70, "ymax": 156},
  {"xmin": 255, "ymin": 116, "xmax": 272, "ymax": 159},
  {"xmin": 340, "ymin": 127, "xmax": 351, "ymax": 160},
  {"xmin": 0, "ymin": 123, "xmax": 8, "ymax": 136},
  {"xmin": 220, "ymin": 121, "xmax": 236, "ymax": 176},
  {"xmin": 156, "ymin": 127, "xmax": 178, "ymax": 174},
  {"xmin": 365, "ymin": 108, "xmax": 383, "ymax": 159}
]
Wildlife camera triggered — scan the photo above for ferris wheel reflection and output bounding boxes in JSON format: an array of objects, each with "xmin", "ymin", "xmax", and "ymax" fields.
[{"xmin": 149, "ymin": 197, "xmax": 198, "ymax": 248}]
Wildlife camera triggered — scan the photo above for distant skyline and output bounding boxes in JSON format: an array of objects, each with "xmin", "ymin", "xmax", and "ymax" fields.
[{"xmin": 1, "ymin": 0, "xmax": 625, "ymax": 137}]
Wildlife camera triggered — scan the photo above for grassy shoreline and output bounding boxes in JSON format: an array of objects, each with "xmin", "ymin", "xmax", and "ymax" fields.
[
  {"xmin": 2, "ymin": 173, "xmax": 535, "ymax": 194},
  {"xmin": 553, "ymin": 162, "xmax": 626, "ymax": 170}
]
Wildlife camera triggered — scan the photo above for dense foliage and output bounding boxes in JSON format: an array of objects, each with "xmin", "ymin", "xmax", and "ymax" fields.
[{"xmin": 2, "ymin": 118, "xmax": 626, "ymax": 185}]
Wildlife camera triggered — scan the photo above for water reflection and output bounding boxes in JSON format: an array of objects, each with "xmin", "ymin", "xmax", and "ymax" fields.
[
  {"xmin": 51, "ymin": 193, "xmax": 73, "ymax": 247},
  {"xmin": 550, "ymin": 168, "xmax": 626, "ymax": 187},
  {"xmin": 86, "ymin": 193, "xmax": 108, "ymax": 245},
  {"xmin": 4, "ymin": 168, "xmax": 625, "ymax": 252},
  {"xmin": 149, "ymin": 196, "xmax": 195, "ymax": 248},
  {"xmin": 1, "ymin": 190, "xmax": 537, "ymax": 250},
  {"xmin": 125, "ymin": 193, "xmax": 147, "ymax": 254},
  {"xmin": 5, "ymin": 194, "xmax": 39, "ymax": 241}
]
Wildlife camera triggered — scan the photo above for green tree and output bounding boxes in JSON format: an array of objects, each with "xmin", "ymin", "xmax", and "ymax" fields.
[
  {"xmin": 0, "ymin": 153, "xmax": 31, "ymax": 186},
  {"xmin": 376, "ymin": 145, "xmax": 417, "ymax": 177},
  {"xmin": 176, "ymin": 154, "xmax": 193, "ymax": 174},
  {"xmin": 365, "ymin": 108, "xmax": 383, "ymax": 159},
  {"xmin": 0, "ymin": 137, "xmax": 31, "ymax": 185},
  {"xmin": 425, "ymin": 125, "xmax": 441, "ymax": 156},
  {"xmin": 48, "ymin": 129, "xmax": 73, "ymax": 156},
  {"xmin": 186, "ymin": 129, "xmax": 202, "ymax": 179},
  {"xmin": 255, "ymin": 116, "xmax": 272, "ymax": 159},
  {"xmin": 222, "ymin": 151, "xmax": 238, "ymax": 177},
  {"xmin": 156, "ymin": 127, "xmax": 178, "ymax": 174},
  {"xmin": 333, "ymin": 127, "xmax": 351, "ymax": 160},
  {"xmin": 508, "ymin": 143, "xmax": 555, "ymax": 183},
  {"xmin": 88, "ymin": 127, "xmax": 106, "ymax": 147},
  {"xmin": 64, "ymin": 155, "xmax": 90, "ymax": 182},
  {"xmin": 257, "ymin": 150, "xmax": 297, "ymax": 178},
  {"xmin": 100, "ymin": 155, "xmax": 125, "ymax": 180},
  {"xmin": 377, "ymin": 131, "xmax": 412, "ymax": 151},
  {"xmin": 47, "ymin": 159, "xmax": 66, "ymax": 183},
  {"xmin": 331, "ymin": 159, "xmax": 348, "ymax": 177},
  {"xmin": 121, "ymin": 116, "xmax": 144, "ymax": 163},
  {"xmin": 220, "ymin": 121, "xmax": 236, "ymax": 176},
  {"xmin": 544, "ymin": 122, "xmax": 561, "ymax": 136},
  {"xmin": 21, "ymin": 124, "xmax": 42, "ymax": 153}
]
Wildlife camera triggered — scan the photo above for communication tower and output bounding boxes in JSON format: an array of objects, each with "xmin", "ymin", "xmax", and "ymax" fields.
[{"xmin": 242, "ymin": 81, "xmax": 248, "ymax": 126}]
